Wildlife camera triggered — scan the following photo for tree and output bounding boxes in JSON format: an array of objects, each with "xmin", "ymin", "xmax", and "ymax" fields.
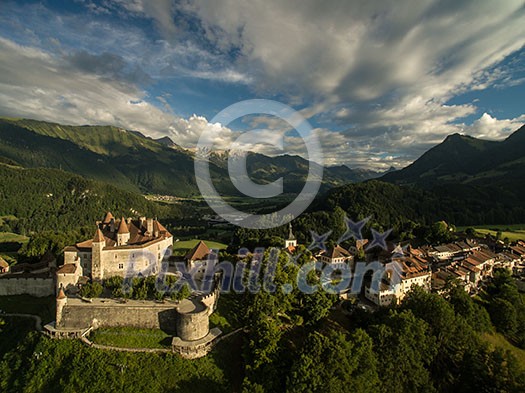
[
  {"xmin": 370, "ymin": 310, "xmax": 437, "ymax": 393},
  {"xmin": 300, "ymin": 289, "xmax": 337, "ymax": 326},
  {"xmin": 445, "ymin": 281, "xmax": 492, "ymax": 333},
  {"xmin": 488, "ymin": 298, "xmax": 518, "ymax": 336},
  {"xmin": 401, "ymin": 287, "xmax": 478, "ymax": 390},
  {"xmin": 288, "ymin": 329, "xmax": 379, "ymax": 393},
  {"xmin": 80, "ymin": 282, "xmax": 103, "ymax": 298}
]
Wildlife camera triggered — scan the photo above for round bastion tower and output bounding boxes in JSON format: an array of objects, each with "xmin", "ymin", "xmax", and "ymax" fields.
[
  {"xmin": 176, "ymin": 299, "xmax": 210, "ymax": 341},
  {"xmin": 172, "ymin": 296, "xmax": 222, "ymax": 359}
]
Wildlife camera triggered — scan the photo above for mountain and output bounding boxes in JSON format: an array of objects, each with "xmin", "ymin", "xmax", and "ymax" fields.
[
  {"xmin": 382, "ymin": 126, "xmax": 525, "ymax": 191},
  {"xmin": 0, "ymin": 118, "xmax": 372, "ymax": 197},
  {"xmin": 382, "ymin": 126, "xmax": 525, "ymax": 186},
  {"xmin": 209, "ymin": 152, "xmax": 383, "ymax": 193},
  {"xmin": 376, "ymin": 125, "xmax": 525, "ymax": 224},
  {"xmin": 325, "ymin": 165, "xmax": 389, "ymax": 183},
  {"xmin": 0, "ymin": 118, "xmax": 241, "ymax": 196}
]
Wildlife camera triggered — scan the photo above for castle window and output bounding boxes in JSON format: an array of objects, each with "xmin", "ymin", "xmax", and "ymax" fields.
[
  {"xmin": 119, "ymin": 263, "xmax": 124, "ymax": 269},
  {"xmin": 115, "ymin": 254, "xmax": 117, "ymax": 259}
]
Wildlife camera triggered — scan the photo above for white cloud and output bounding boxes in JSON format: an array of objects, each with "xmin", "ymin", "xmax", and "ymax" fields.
[
  {"xmin": 0, "ymin": 37, "xmax": 235, "ymax": 150},
  {"xmin": 1, "ymin": 0, "xmax": 525, "ymax": 170},
  {"xmin": 461, "ymin": 113, "xmax": 525, "ymax": 140}
]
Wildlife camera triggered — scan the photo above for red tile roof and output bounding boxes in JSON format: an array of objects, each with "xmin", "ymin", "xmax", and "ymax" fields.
[
  {"xmin": 323, "ymin": 245, "xmax": 351, "ymax": 260},
  {"xmin": 78, "ymin": 217, "xmax": 172, "ymax": 250},
  {"xmin": 57, "ymin": 264, "xmax": 77, "ymax": 274},
  {"xmin": 185, "ymin": 240, "xmax": 210, "ymax": 261}
]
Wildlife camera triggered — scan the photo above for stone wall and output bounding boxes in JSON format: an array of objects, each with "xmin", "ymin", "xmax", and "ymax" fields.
[
  {"xmin": 0, "ymin": 276, "xmax": 54, "ymax": 297},
  {"xmin": 58, "ymin": 299, "xmax": 178, "ymax": 331}
]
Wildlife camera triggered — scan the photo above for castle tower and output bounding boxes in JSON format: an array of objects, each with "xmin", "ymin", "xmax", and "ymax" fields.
[
  {"xmin": 117, "ymin": 217, "xmax": 130, "ymax": 246},
  {"xmin": 285, "ymin": 223, "xmax": 297, "ymax": 248},
  {"xmin": 91, "ymin": 227, "xmax": 105, "ymax": 280},
  {"xmin": 56, "ymin": 286, "xmax": 67, "ymax": 328}
]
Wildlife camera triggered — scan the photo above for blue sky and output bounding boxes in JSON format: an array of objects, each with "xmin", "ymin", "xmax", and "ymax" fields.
[{"xmin": 0, "ymin": 0, "xmax": 524, "ymax": 169}]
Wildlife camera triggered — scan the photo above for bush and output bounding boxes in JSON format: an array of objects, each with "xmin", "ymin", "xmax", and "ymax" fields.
[{"xmin": 80, "ymin": 282, "xmax": 103, "ymax": 298}]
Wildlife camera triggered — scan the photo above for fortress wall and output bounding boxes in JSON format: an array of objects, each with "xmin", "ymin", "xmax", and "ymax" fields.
[
  {"xmin": 59, "ymin": 302, "xmax": 177, "ymax": 331},
  {"xmin": 0, "ymin": 277, "xmax": 54, "ymax": 297}
]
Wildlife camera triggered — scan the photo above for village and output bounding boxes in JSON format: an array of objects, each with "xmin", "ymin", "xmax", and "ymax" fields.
[{"xmin": 2, "ymin": 212, "xmax": 525, "ymax": 359}]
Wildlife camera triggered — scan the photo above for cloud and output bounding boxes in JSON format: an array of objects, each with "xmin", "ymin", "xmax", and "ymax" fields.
[
  {"xmin": 1, "ymin": 0, "xmax": 524, "ymax": 171},
  {"xmin": 462, "ymin": 113, "xmax": 525, "ymax": 140},
  {"xmin": 65, "ymin": 50, "xmax": 152, "ymax": 85},
  {"xmin": 98, "ymin": 0, "xmax": 525, "ymax": 168},
  {"xmin": 0, "ymin": 37, "xmax": 235, "ymax": 149}
]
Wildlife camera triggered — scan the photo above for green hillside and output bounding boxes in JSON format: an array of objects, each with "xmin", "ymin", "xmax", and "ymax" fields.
[
  {"xmin": 0, "ymin": 118, "xmax": 375, "ymax": 198},
  {"xmin": 0, "ymin": 118, "xmax": 226, "ymax": 196},
  {"xmin": 0, "ymin": 163, "xmax": 180, "ymax": 235}
]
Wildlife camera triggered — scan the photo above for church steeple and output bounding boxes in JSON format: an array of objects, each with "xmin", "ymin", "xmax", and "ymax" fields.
[
  {"xmin": 288, "ymin": 223, "xmax": 296, "ymax": 240},
  {"xmin": 285, "ymin": 223, "xmax": 297, "ymax": 248}
]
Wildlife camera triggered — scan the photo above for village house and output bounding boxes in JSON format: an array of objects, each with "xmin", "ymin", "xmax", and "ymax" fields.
[
  {"xmin": 365, "ymin": 253, "xmax": 432, "ymax": 307},
  {"xmin": 431, "ymin": 246, "xmax": 497, "ymax": 294},
  {"xmin": 318, "ymin": 245, "xmax": 354, "ymax": 265}
]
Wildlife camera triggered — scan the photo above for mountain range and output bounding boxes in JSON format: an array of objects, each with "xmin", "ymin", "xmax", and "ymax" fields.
[
  {"xmin": 0, "ymin": 118, "xmax": 387, "ymax": 197},
  {"xmin": 381, "ymin": 125, "xmax": 525, "ymax": 212}
]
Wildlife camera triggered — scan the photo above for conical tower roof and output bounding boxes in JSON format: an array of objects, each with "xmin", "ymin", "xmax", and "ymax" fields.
[
  {"xmin": 93, "ymin": 227, "xmax": 105, "ymax": 243},
  {"xmin": 117, "ymin": 217, "xmax": 130, "ymax": 234},
  {"xmin": 103, "ymin": 211, "xmax": 115, "ymax": 224},
  {"xmin": 57, "ymin": 287, "xmax": 67, "ymax": 300}
]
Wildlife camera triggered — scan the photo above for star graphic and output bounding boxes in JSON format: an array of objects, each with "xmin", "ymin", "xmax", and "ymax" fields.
[
  {"xmin": 338, "ymin": 216, "xmax": 371, "ymax": 243},
  {"xmin": 366, "ymin": 228, "xmax": 393, "ymax": 251},
  {"xmin": 308, "ymin": 230, "xmax": 332, "ymax": 252}
]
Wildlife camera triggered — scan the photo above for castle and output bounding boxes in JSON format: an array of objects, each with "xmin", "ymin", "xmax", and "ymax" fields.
[
  {"xmin": 48, "ymin": 212, "xmax": 222, "ymax": 359},
  {"xmin": 58, "ymin": 212, "xmax": 173, "ymax": 291}
]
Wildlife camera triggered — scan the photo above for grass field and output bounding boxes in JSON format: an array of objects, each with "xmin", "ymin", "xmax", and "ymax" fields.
[
  {"xmin": 482, "ymin": 332, "xmax": 525, "ymax": 369},
  {"xmin": 0, "ymin": 231, "xmax": 28, "ymax": 243},
  {"xmin": 90, "ymin": 327, "xmax": 172, "ymax": 349},
  {"xmin": 474, "ymin": 229, "xmax": 525, "ymax": 242},
  {"xmin": 0, "ymin": 295, "xmax": 55, "ymax": 323},
  {"xmin": 173, "ymin": 239, "xmax": 228, "ymax": 253},
  {"xmin": 457, "ymin": 224, "xmax": 525, "ymax": 242}
]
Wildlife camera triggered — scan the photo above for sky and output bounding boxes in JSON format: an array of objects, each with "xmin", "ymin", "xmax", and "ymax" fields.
[{"xmin": 0, "ymin": 0, "xmax": 524, "ymax": 170}]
